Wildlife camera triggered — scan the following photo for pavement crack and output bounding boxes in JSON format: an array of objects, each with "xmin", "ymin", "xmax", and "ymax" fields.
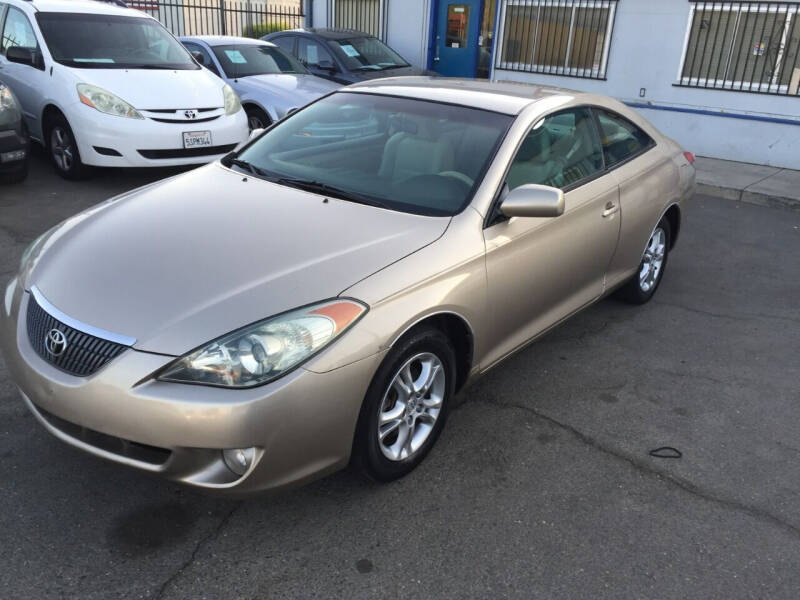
[
  {"xmin": 155, "ymin": 503, "xmax": 241, "ymax": 599},
  {"xmin": 654, "ymin": 299, "xmax": 800, "ymax": 325},
  {"xmin": 468, "ymin": 397, "xmax": 800, "ymax": 541}
]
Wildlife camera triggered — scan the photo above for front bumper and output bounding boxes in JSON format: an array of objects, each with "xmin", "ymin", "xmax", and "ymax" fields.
[
  {"xmin": 0, "ymin": 124, "xmax": 29, "ymax": 173},
  {"xmin": 0, "ymin": 279, "xmax": 383, "ymax": 495},
  {"xmin": 66, "ymin": 103, "xmax": 249, "ymax": 168}
]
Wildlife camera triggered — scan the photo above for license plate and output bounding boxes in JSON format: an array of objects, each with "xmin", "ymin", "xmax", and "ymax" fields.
[{"xmin": 183, "ymin": 131, "xmax": 212, "ymax": 148}]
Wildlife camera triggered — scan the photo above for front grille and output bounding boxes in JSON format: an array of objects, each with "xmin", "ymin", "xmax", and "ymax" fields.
[
  {"xmin": 26, "ymin": 294, "xmax": 129, "ymax": 377},
  {"xmin": 38, "ymin": 406, "xmax": 171, "ymax": 466},
  {"xmin": 151, "ymin": 115, "xmax": 220, "ymax": 124},
  {"xmin": 138, "ymin": 144, "xmax": 237, "ymax": 159}
]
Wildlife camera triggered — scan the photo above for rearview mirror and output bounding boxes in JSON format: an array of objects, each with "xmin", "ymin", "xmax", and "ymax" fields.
[
  {"xmin": 500, "ymin": 184, "xmax": 564, "ymax": 218},
  {"xmin": 190, "ymin": 50, "xmax": 205, "ymax": 66},
  {"xmin": 317, "ymin": 59, "xmax": 337, "ymax": 72},
  {"xmin": 6, "ymin": 46, "xmax": 40, "ymax": 69}
]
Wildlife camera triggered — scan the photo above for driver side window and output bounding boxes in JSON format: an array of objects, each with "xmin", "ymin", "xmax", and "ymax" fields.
[
  {"xmin": 297, "ymin": 38, "xmax": 333, "ymax": 67},
  {"xmin": 1, "ymin": 7, "xmax": 39, "ymax": 55},
  {"xmin": 506, "ymin": 107, "xmax": 604, "ymax": 191}
]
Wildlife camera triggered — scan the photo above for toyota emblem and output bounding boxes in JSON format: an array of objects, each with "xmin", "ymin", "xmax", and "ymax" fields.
[
  {"xmin": 184, "ymin": 110, "xmax": 198, "ymax": 119},
  {"xmin": 45, "ymin": 329, "xmax": 68, "ymax": 357}
]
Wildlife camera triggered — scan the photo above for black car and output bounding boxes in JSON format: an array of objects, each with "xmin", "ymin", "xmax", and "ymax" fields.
[
  {"xmin": 0, "ymin": 82, "xmax": 29, "ymax": 184},
  {"xmin": 263, "ymin": 28, "xmax": 433, "ymax": 85}
]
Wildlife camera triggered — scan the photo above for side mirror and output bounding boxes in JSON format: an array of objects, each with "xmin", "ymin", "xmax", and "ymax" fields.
[
  {"xmin": 190, "ymin": 50, "xmax": 205, "ymax": 66},
  {"xmin": 500, "ymin": 184, "xmax": 564, "ymax": 218},
  {"xmin": 6, "ymin": 46, "xmax": 39, "ymax": 68},
  {"xmin": 317, "ymin": 59, "xmax": 337, "ymax": 72}
]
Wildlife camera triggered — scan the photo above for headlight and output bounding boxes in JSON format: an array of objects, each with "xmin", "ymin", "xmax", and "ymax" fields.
[
  {"xmin": 158, "ymin": 299, "xmax": 367, "ymax": 388},
  {"xmin": 77, "ymin": 84, "xmax": 142, "ymax": 119},
  {"xmin": 223, "ymin": 84, "xmax": 242, "ymax": 115},
  {"xmin": 0, "ymin": 84, "xmax": 20, "ymax": 127}
]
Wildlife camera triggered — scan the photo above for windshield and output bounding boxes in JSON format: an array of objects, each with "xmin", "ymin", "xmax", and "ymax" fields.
[
  {"xmin": 329, "ymin": 37, "xmax": 409, "ymax": 71},
  {"xmin": 36, "ymin": 13, "xmax": 197, "ymax": 69},
  {"xmin": 234, "ymin": 92, "xmax": 512, "ymax": 217},
  {"xmin": 212, "ymin": 44, "xmax": 308, "ymax": 78}
]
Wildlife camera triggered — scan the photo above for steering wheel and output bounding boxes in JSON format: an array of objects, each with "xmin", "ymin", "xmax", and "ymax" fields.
[{"xmin": 438, "ymin": 171, "xmax": 474, "ymax": 187}]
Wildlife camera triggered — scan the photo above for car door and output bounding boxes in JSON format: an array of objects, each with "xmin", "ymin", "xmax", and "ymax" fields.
[
  {"xmin": 0, "ymin": 5, "xmax": 48, "ymax": 137},
  {"xmin": 482, "ymin": 107, "xmax": 621, "ymax": 368}
]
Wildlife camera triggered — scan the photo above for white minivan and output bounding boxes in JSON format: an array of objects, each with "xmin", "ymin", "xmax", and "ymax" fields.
[{"xmin": 0, "ymin": 0, "xmax": 249, "ymax": 178}]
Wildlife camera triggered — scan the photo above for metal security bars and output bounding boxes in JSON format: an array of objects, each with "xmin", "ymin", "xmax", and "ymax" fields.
[
  {"xmin": 326, "ymin": 0, "xmax": 387, "ymax": 39},
  {"xmin": 678, "ymin": 2, "xmax": 800, "ymax": 96},
  {"xmin": 495, "ymin": 0, "xmax": 618, "ymax": 79},
  {"xmin": 137, "ymin": 1, "xmax": 304, "ymax": 39}
]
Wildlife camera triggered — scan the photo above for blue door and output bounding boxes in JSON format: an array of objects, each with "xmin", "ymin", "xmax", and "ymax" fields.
[{"xmin": 431, "ymin": 0, "xmax": 483, "ymax": 77}]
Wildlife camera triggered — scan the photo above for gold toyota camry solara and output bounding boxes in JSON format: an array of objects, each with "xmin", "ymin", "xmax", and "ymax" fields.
[{"xmin": 1, "ymin": 78, "xmax": 695, "ymax": 495}]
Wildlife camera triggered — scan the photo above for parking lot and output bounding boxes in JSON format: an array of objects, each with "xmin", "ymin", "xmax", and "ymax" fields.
[{"xmin": 1, "ymin": 151, "xmax": 799, "ymax": 599}]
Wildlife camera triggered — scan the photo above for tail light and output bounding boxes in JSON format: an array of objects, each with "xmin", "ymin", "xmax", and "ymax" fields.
[{"xmin": 683, "ymin": 151, "xmax": 696, "ymax": 165}]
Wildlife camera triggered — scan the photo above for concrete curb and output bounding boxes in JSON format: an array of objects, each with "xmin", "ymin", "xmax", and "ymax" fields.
[{"xmin": 697, "ymin": 182, "xmax": 800, "ymax": 211}]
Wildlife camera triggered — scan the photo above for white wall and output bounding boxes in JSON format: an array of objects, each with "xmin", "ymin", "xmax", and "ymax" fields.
[
  {"xmin": 384, "ymin": 0, "xmax": 431, "ymax": 67},
  {"xmin": 493, "ymin": 0, "xmax": 800, "ymax": 169}
]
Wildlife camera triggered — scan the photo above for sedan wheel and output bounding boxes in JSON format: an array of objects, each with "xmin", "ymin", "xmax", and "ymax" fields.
[
  {"xmin": 617, "ymin": 216, "xmax": 672, "ymax": 304},
  {"xmin": 354, "ymin": 326, "xmax": 455, "ymax": 482},
  {"xmin": 378, "ymin": 352, "xmax": 446, "ymax": 461},
  {"xmin": 245, "ymin": 106, "xmax": 270, "ymax": 133},
  {"xmin": 639, "ymin": 227, "xmax": 667, "ymax": 293}
]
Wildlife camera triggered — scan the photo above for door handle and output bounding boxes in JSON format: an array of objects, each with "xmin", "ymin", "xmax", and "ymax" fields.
[{"xmin": 602, "ymin": 202, "xmax": 619, "ymax": 218}]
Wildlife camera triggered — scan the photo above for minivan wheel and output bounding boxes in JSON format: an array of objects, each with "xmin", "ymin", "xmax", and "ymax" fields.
[
  {"xmin": 245, "ymin": 106, "xmax": 270, "ymax": 132},
  {"xmin": 353, "ymin": 326, "xmax": 456, "ymax": 482},
  {"xmin": 47, "ymin": 115, "xmax": 89, "ymax": 180},
  {"xmin": 617, "ymin": 216, "xmax": 671, "ymax": 304}
]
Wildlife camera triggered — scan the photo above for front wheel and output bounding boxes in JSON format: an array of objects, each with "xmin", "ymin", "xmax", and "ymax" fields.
[
  {"xmin": 617, "ymin": 217, "xmax": 671, "ymax": 304},
  {"xmin": 47, "ymin": 115, "xmax": 90, "ymax": 180},
  {"xmin": 245, "ymin": 106, "xmax": 270, "ymax": 132},
  {"xmin": 353, "ymin": 326, "xmax": 456, "ymax": 482}
]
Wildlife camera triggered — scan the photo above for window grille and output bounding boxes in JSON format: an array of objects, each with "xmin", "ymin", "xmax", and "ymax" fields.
[{"xmin": 496, "ymin": 0, "xmax": 618, "ymax": 79}]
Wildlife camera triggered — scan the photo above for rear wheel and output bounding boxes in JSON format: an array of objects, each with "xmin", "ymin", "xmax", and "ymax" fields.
[
  {"xmin": 353, "ymin": 326, "xmax": 456, "ymax": 482},
  {"xmin": 47, "ymin": 115, "xmax": 90, "ymax": 180},
  {"xmin": 617, "ymin": 217, "xmax": 671, "ymax": 304}
]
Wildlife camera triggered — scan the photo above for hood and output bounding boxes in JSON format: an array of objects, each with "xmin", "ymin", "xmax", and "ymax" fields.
[
  {"xmin": 354, "ymin": 66, "xmax": 430, "ymax": 81},
  {"xmin": 235, "ymin": 73, "xmax": 340, "ymax": 110},
  {"xmin": 28, "ymin": 164, "xmax": 449, "ymax": 356},
  {"xmin": 73, "ymin": 68, "xmax": 225, "ymax": 110}
]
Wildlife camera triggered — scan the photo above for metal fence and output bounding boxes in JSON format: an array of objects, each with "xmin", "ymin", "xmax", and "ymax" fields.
[
  {"xmin": 679, "ymin": 1, "xmax": 800, "ymax": 96},
  {"xmin": 132, "ymin": 1, "xmax": 304, "ymax": 39},
  {"xmin": 326, "ymin": 0, "xmax": 386, "ymax": 39}
]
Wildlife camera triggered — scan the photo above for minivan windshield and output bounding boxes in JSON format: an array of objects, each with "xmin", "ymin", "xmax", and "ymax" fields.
[
  {"xmin": 212, "ymin": 44, "xmax": 308, "ymax": 78},
  {"xmin": 233, "ymin": 92, "xmax": 512, "ymax": 217},
  {"xmin": 36, "ymin": 13, "xmax": 197, "ymax": 69},
  {"xmin": 328, "ymin": 37, "xmax": 409, "ymax": 71}
]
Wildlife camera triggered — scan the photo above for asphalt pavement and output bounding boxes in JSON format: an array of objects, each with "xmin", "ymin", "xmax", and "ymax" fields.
[{"xmin": 1, "ymin": 152, "xmax": 799, "ymax": 599}]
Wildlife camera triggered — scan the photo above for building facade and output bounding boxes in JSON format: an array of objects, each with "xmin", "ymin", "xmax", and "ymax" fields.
[{"xmin": 307, "ymin": 0, "xmax": 800, "ymax": 168}]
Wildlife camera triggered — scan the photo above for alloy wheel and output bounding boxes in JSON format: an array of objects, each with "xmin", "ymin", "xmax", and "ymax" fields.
[
  {"xmin": 50, "ymin": 127, "xmax": 74, "ymax": 173},
  {"xmin": 639, "ymin": 227, "xmax": 667, "ymax": 292},
  {"xmin": 377, "ymin": 352, "xmax": 446, "ymax": 461},
  {"xmin": 247, "ymin": 115, "xmax": 264, "ymax": 131}
]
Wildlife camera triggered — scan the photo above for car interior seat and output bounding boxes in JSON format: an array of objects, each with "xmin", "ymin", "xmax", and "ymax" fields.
[{"xmin": 378, "ymin": 115, "xmax": 455, "ymax": 181}]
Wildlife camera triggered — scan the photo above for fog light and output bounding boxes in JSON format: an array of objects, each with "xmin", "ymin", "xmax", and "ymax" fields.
[{"xmin": 222, "ymin": 447, "xmax": 255, "ymax": 476}]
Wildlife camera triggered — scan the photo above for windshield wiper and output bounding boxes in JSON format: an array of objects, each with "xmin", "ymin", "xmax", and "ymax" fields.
[
  {"xmin": 222, "ymin": 155, "xmax": 263, "ymax": 176},
  {"xmin": 269, "ymin": 175, "xmax": 390, "ymax": 210}
]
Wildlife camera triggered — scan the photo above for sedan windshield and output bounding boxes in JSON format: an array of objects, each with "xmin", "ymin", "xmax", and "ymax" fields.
[
  {"xmin": 329, "ymin": 37, "xmax": 409, "ymax": 71},
  {"xmin": 36, "ymin": 13, "xmax": 197, "ymax": 69},
  {"xmin": 233, "ymin": 92, "xmax": 512, "ymax": 216},
  {"xmin": 212, "ymin": 44, "xmax": 308, "ymax": 78}
]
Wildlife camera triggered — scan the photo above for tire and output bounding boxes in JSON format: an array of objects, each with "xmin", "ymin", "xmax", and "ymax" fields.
[
  {"xmin": 0, "ymin": 160, "xmax": 28, "ymax": 184},
  {"xmin": 245, "ymin": 106, "xmax": 271, "ymax": 132},
  {"xmin": 46, "ymin": 114, "xmax": 90, "ymax": 180},
  {"xmin": 616, "ymin": 216, "xmax": 671, "ymax": 304},
  {"xmin": 353, "ymin": 326, "xmax": 456, "ymax": 482}
]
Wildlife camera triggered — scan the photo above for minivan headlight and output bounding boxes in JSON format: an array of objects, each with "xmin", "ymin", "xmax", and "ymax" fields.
[
  {"xmin": 0, "ymin": 84, "xmax": 21, "ymax": 126},
  {"xmin": 158, "ymin": 299, "xmax": 367, "ymax": 388},
  {"xmin": 223, "ymin": 84, "xmax": 242, "ymax": 115},
  {"xmin": 77, "ymin": 84, "xmax": 142, "ymax": 119}
]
